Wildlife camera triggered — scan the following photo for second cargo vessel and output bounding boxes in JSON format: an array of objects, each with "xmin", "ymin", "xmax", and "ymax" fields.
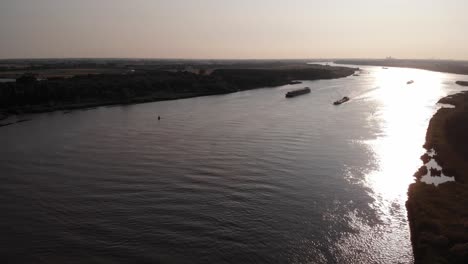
[{"xmin": 286, "ymin": 87, "xmax": 311, "ymax": 98}]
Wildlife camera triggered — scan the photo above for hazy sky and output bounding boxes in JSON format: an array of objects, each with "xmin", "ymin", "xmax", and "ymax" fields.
[{"xmin": 1, "ymin": 0, "xmax": 467, "ymax": 59}]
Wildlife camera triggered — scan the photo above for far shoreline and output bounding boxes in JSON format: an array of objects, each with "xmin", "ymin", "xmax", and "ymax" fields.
[
  {"xmin": 335, "ymin": 59, "xmax": 468, "ymax": 76},
  {"xmin": 0, "ymin": 81, "xmax": 297, "ymax": 117},
  {"xmin": 0, "ymin": 64, "xmax": 356, "ymax": 124}
]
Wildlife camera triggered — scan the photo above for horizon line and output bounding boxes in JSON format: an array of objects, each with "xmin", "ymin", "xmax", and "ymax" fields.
[{"xmin": 0, "ymin": 57, "xmax": 467, "ymax": 62}]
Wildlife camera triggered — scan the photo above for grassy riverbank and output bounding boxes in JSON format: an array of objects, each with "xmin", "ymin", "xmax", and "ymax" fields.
[
  {"xmin": 407, "ymin": 91, "xmax": 468, "ymax": 264},
  {"xmin": 0, "ymin": 64, "xmax": 354, "ymax": 119}
]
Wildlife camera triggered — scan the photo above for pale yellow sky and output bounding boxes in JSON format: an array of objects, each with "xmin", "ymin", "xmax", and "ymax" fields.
[{"xmin": 1, "ymin": 0, "xmax": 467, "ymax": 59}]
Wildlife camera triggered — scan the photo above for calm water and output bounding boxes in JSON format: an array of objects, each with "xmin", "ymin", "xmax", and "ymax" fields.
[{"xmin": 0, "ymin": 65, "xmax": 466, "ymax": 263}]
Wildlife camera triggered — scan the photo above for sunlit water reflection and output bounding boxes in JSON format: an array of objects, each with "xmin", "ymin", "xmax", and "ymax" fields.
[
  {"xmin": 0, "ymin": 64, "xmax": 467, "ymax": 263},
  {"xmin": 335, "ymin": 65, "xmax": 465, "ymax": 263}
]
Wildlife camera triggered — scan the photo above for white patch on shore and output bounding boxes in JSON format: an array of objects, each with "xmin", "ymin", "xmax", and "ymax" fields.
[
  {"xmin": 427, "ymin": 148, "xmax": 436, "ymax": 157},
  {"xmin": 420, "ymin": 149, "xmax": 455, "ymax": 186},
  {"xmin": 437, "ymin": 103, "xmax": 455, "ymax": 109},
  {"xmin": 421, "ymin": 174, "xmax": 455, "ymax": 186}
]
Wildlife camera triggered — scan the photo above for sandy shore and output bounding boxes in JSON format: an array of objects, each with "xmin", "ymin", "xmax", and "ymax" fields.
[{"xmin": 407, "ymin": 91, "xmax": 468, "ymax": 264}]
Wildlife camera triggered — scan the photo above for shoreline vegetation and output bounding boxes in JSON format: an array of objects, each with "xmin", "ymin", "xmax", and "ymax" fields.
[
  {"xmin": 335, "ymin": 59, "xmax": 468, "ymax": 75},
  {"xmin": 0, "ymin": 61, "xmax": 355, "ymax": 121},
  {"xmin": 407, "ymin": 91, "xmax": 468, "ymax": 264}
]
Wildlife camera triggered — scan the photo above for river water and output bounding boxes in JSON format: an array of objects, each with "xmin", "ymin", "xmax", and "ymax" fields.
[{"xmin": 0, "ymin": 65, "xmax": 466, "ymax": 263}]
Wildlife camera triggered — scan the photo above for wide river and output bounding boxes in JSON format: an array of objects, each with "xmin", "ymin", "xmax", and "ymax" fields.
[{"xmin": 0, "ymin": 64, "xmax": 466, "ymax": 263}]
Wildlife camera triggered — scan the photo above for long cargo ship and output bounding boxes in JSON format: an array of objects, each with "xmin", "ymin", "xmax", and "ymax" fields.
[{"xmin": 286, "ymin": 87, "xmax": 311, "ymax": 98}]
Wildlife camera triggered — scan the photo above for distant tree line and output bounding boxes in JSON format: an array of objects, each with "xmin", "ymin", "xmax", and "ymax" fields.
[{"xmin": 0, "ymin": 67, "xmax": 354, "ymax": 113}]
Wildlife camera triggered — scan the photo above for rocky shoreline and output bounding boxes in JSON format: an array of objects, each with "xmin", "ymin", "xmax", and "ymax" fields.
[{"xmin": 407, "ymin": 91, "xmax": 468, "ymax": 264}]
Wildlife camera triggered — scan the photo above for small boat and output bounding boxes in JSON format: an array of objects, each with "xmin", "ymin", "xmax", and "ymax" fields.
[
  {"xmin": 382, "ymin": 67, "xmax": 388, "ymax": 69},
  {"xmin": 286, "ymin": 87, "xmax": 311, "ymax": 98},
  {"xmin": 353, "ymin": 74, "xmax": 360, "ymax": 76},
  {"xmin": 333, "ymin": 96, "xmax": 350, "ymax": 105},
  {"xmin": 407, "ymin": 80, "xmax": 414, "ymax": 85}
]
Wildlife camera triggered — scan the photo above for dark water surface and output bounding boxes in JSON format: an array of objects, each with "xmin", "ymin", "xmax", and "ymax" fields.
[{"xmin": 0, "ymin": 65, "xmax": 465, "ymax": 263}]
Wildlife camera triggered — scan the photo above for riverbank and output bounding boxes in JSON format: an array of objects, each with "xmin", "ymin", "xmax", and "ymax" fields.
[
  {"xmin": 0, "ymin": 65, "xmax": 355, "ymax": 121},
  {"xmin": 407, "ymin": 91, "xmax": 468, "ymax": 264}
]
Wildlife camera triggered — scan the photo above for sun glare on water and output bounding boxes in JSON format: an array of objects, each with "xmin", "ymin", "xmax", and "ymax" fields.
[
  {"xmin": 366, "ymin": 67, "xmax": 446, "ymax": 201},
  {"xmin": 335, "ymin": 67, "xmax": 448, "ymax": 263}
]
